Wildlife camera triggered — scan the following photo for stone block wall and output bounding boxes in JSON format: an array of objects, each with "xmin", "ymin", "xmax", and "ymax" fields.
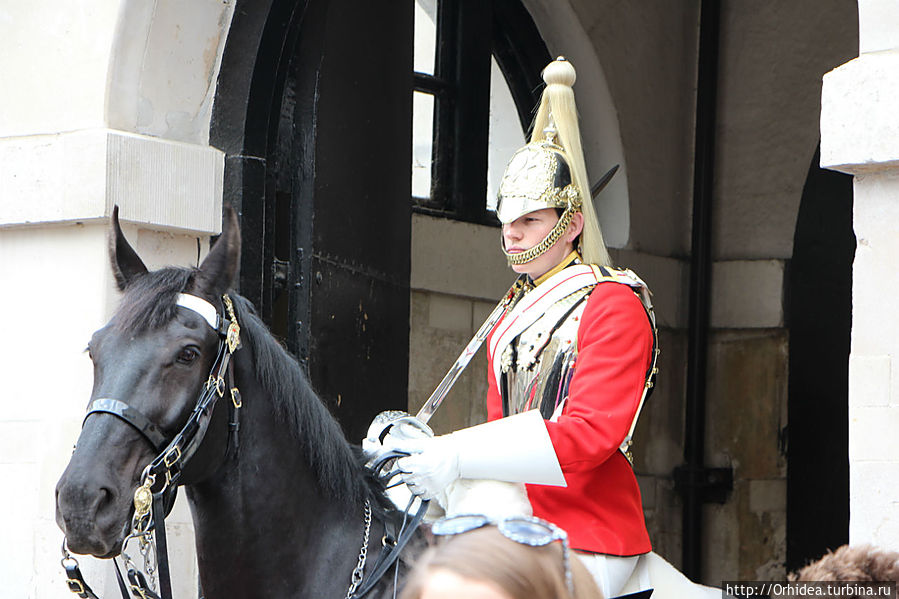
[
  {"xmin": 821, "ymin": 0, "xmax": 899, "ymax": 556},
  {"xmin": 704, "ymin": 330, "xmax": 789, "ymax": 582},
  {"xmin": 0, "ymin": 2, "xmax": 234, "ymax": 596},
  {"xmin": 633, "ymin": 328, "xmax": 688, "ymax": 565},
  {"xmin": 408, "ymin": 291, "xmax": 494, "ymax": 435}
]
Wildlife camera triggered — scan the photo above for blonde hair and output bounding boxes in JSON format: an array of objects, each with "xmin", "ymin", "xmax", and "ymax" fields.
[
  {"xmin": 531, "ymin": 58, "xmax": 612, "ymax": 267},
  {"xmin": 399, "ymin": 527, "xmax": 603, "ymax": 599}
]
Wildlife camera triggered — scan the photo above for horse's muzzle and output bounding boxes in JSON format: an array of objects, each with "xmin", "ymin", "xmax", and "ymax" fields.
[{"xmin": 56, "ymin": 466, "xmax": 128, "ymax": 558}]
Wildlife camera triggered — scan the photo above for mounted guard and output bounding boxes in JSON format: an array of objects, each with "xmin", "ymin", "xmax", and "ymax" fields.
[{"xmin": 365, "ymin": 57, "xmax": 718, "ymax": 599}]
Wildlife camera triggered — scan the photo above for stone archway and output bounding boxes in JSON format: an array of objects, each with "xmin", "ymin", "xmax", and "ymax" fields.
[
  {"xmin": 522, "ymin": 0, "xmax": 631, "ymax": 248},
  {"xmin": 786, "ymin": 145, "xmax": 854, "ymax": 570}
]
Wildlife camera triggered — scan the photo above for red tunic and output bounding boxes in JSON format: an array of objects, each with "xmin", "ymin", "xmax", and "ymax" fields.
[{"xmin": 486, "ymin": 280, "xmax": 653, "ymax": 556}]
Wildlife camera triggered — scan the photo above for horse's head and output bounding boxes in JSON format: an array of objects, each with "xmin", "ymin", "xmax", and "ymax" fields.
[{"xmin": 56, "ymin": 207, "xmax": 241, "ymax": 557}]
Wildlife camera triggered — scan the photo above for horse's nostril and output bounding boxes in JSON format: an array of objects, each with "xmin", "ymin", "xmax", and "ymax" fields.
[{"xmin": 96, "ymin": 486, "xmax": 116, "ymax": 514}]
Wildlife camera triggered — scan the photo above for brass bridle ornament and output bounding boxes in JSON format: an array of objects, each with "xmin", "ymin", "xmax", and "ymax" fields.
[{"xmin": 61, "ymin": 294, "xmax": 242, "ymax": 599}]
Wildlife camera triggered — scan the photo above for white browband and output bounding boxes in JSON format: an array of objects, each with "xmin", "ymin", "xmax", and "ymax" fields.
[{"xmin": 176, "ymin": 293, "xmax": 220, "ymax": 330}]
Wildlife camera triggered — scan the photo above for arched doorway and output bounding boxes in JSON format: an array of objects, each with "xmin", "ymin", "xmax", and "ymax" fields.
[
  {"xmin": 211, "ymin": 0, "xmax": 553, "ymax": 440},
  {"xmin": 786, "ymin": 145, "xmax": 854, "ymax": 570},
  {"xmin": 211, "ymin": 0, "xmax": 413, "ymax": 440}
]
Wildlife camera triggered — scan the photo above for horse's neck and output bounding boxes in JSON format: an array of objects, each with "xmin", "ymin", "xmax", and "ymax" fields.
[{"xmin": 186, "ymin": 356, "xmax": 369, "ymax": 598}]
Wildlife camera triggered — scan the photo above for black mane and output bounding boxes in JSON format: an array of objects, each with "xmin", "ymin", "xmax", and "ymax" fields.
[
  {"xmin": 230, "ymin": 294, "xmax": 372, "ymax": 502},
  {"xmin": 112, "ymin": 267, "xmax": 373, "ymax": 503}
]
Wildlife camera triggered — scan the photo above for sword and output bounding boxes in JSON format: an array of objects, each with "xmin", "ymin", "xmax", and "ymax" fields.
[
  {"xmin": 415, "ymin": 276, "xmax": 528, "ymax": 423},
  {"xmin": 414, "ymin": 164, "xmax": 619, "ymax": 424},
  {"xmin": 590, "ymin": 164, "xmax": 618, "ymax": 199}
]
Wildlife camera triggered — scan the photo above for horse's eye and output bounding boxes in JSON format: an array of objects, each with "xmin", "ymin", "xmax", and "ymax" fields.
[{"xmin": 177, "ymin": 347, "xmax": 200, "ymax": 365}]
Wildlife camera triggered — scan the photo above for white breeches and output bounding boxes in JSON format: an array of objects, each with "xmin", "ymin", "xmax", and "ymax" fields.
[{"xmin": 575, "ymin": 552, "xmax": 643, "ymax": 598}]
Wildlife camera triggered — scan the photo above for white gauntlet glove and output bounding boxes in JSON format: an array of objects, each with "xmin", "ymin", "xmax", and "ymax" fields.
[
  {"xmin": 387, "ymin": 410, "xmax": 567, "ymax": 501},
  {"xmin": 394, "ymin": 436, "xmax": 460, "ymax": 500},
  {"xmin": 362, "ymin": 413, "xmax": 448, "ymax": 516}
]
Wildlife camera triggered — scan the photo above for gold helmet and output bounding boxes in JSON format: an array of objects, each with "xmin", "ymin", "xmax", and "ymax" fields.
[{"xmin": 496, "ymin": 126, "xmax": 583, "ymax": 266}]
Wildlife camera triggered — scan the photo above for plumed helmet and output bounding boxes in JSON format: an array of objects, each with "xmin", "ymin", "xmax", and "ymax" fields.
[
  {"xmin": 495, "ymin": 132, "xmax": 581, "ymax": 225},
  {"xmin": 496, "ymin": 124, "xmax": 583, "ymax": 266},
  {"xmin": 494, "ymin": 56, "xmax": 612, "ymax": 268}
]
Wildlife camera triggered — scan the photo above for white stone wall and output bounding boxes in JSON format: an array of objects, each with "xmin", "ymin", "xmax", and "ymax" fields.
[
  {"xmin": 408, "ymin": 215, "xmax": 509, "ymax": 435},
  {"xmin": 0, "ymin": 2, "xmax": 233, "ymax": 596},
  {"xmin": 0, "ymin": 224, "xmax": 207, "ymax": 598},
  {"xmin": 821, "ymin": 0, "xmax": 899, "ymax": 552}
]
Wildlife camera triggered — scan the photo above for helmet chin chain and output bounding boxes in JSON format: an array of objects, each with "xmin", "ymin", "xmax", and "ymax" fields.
[{"xmin": 502, "ymin": 205, "xmax": 578, "ymax": 266}]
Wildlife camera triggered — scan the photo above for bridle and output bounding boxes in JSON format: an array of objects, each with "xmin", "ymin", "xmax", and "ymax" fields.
[
  {"xmin": 61, "ymin": 292, "xmax": 424, "ymax": 599},
  {"xmin": 62, "ymin": 293, "xmax": 243, "ymax": 599}
]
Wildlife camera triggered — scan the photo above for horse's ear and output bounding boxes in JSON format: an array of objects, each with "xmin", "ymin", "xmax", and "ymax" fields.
[
  {"xmin": 109, "ymin": 205, "xmax": 148, "ymax": 291},
  {"xmin": 195, "ymin": 206, "xmax": 241, "ymax": 297}
]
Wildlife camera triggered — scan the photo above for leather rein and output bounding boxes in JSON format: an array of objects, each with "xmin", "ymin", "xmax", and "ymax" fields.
[{"xmin": 62, "ymin": 293, "xmax": 243, "ymax": 599}]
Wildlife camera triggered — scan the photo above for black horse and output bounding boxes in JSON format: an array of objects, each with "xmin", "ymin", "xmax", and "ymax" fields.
[{"xmin": 56, "ymin": 208, "xmax": 419, "ymax": 598}]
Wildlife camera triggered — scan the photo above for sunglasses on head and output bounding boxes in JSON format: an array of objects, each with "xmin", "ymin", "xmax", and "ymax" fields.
[{"xmin": 430, "ymin": 514, "xmax": 574, "ymax": 596}]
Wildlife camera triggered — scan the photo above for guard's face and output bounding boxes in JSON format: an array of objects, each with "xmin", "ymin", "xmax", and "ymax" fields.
[{"xmin": 501, "ymin": 208, "xmax": 578, "ymax": 279}]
